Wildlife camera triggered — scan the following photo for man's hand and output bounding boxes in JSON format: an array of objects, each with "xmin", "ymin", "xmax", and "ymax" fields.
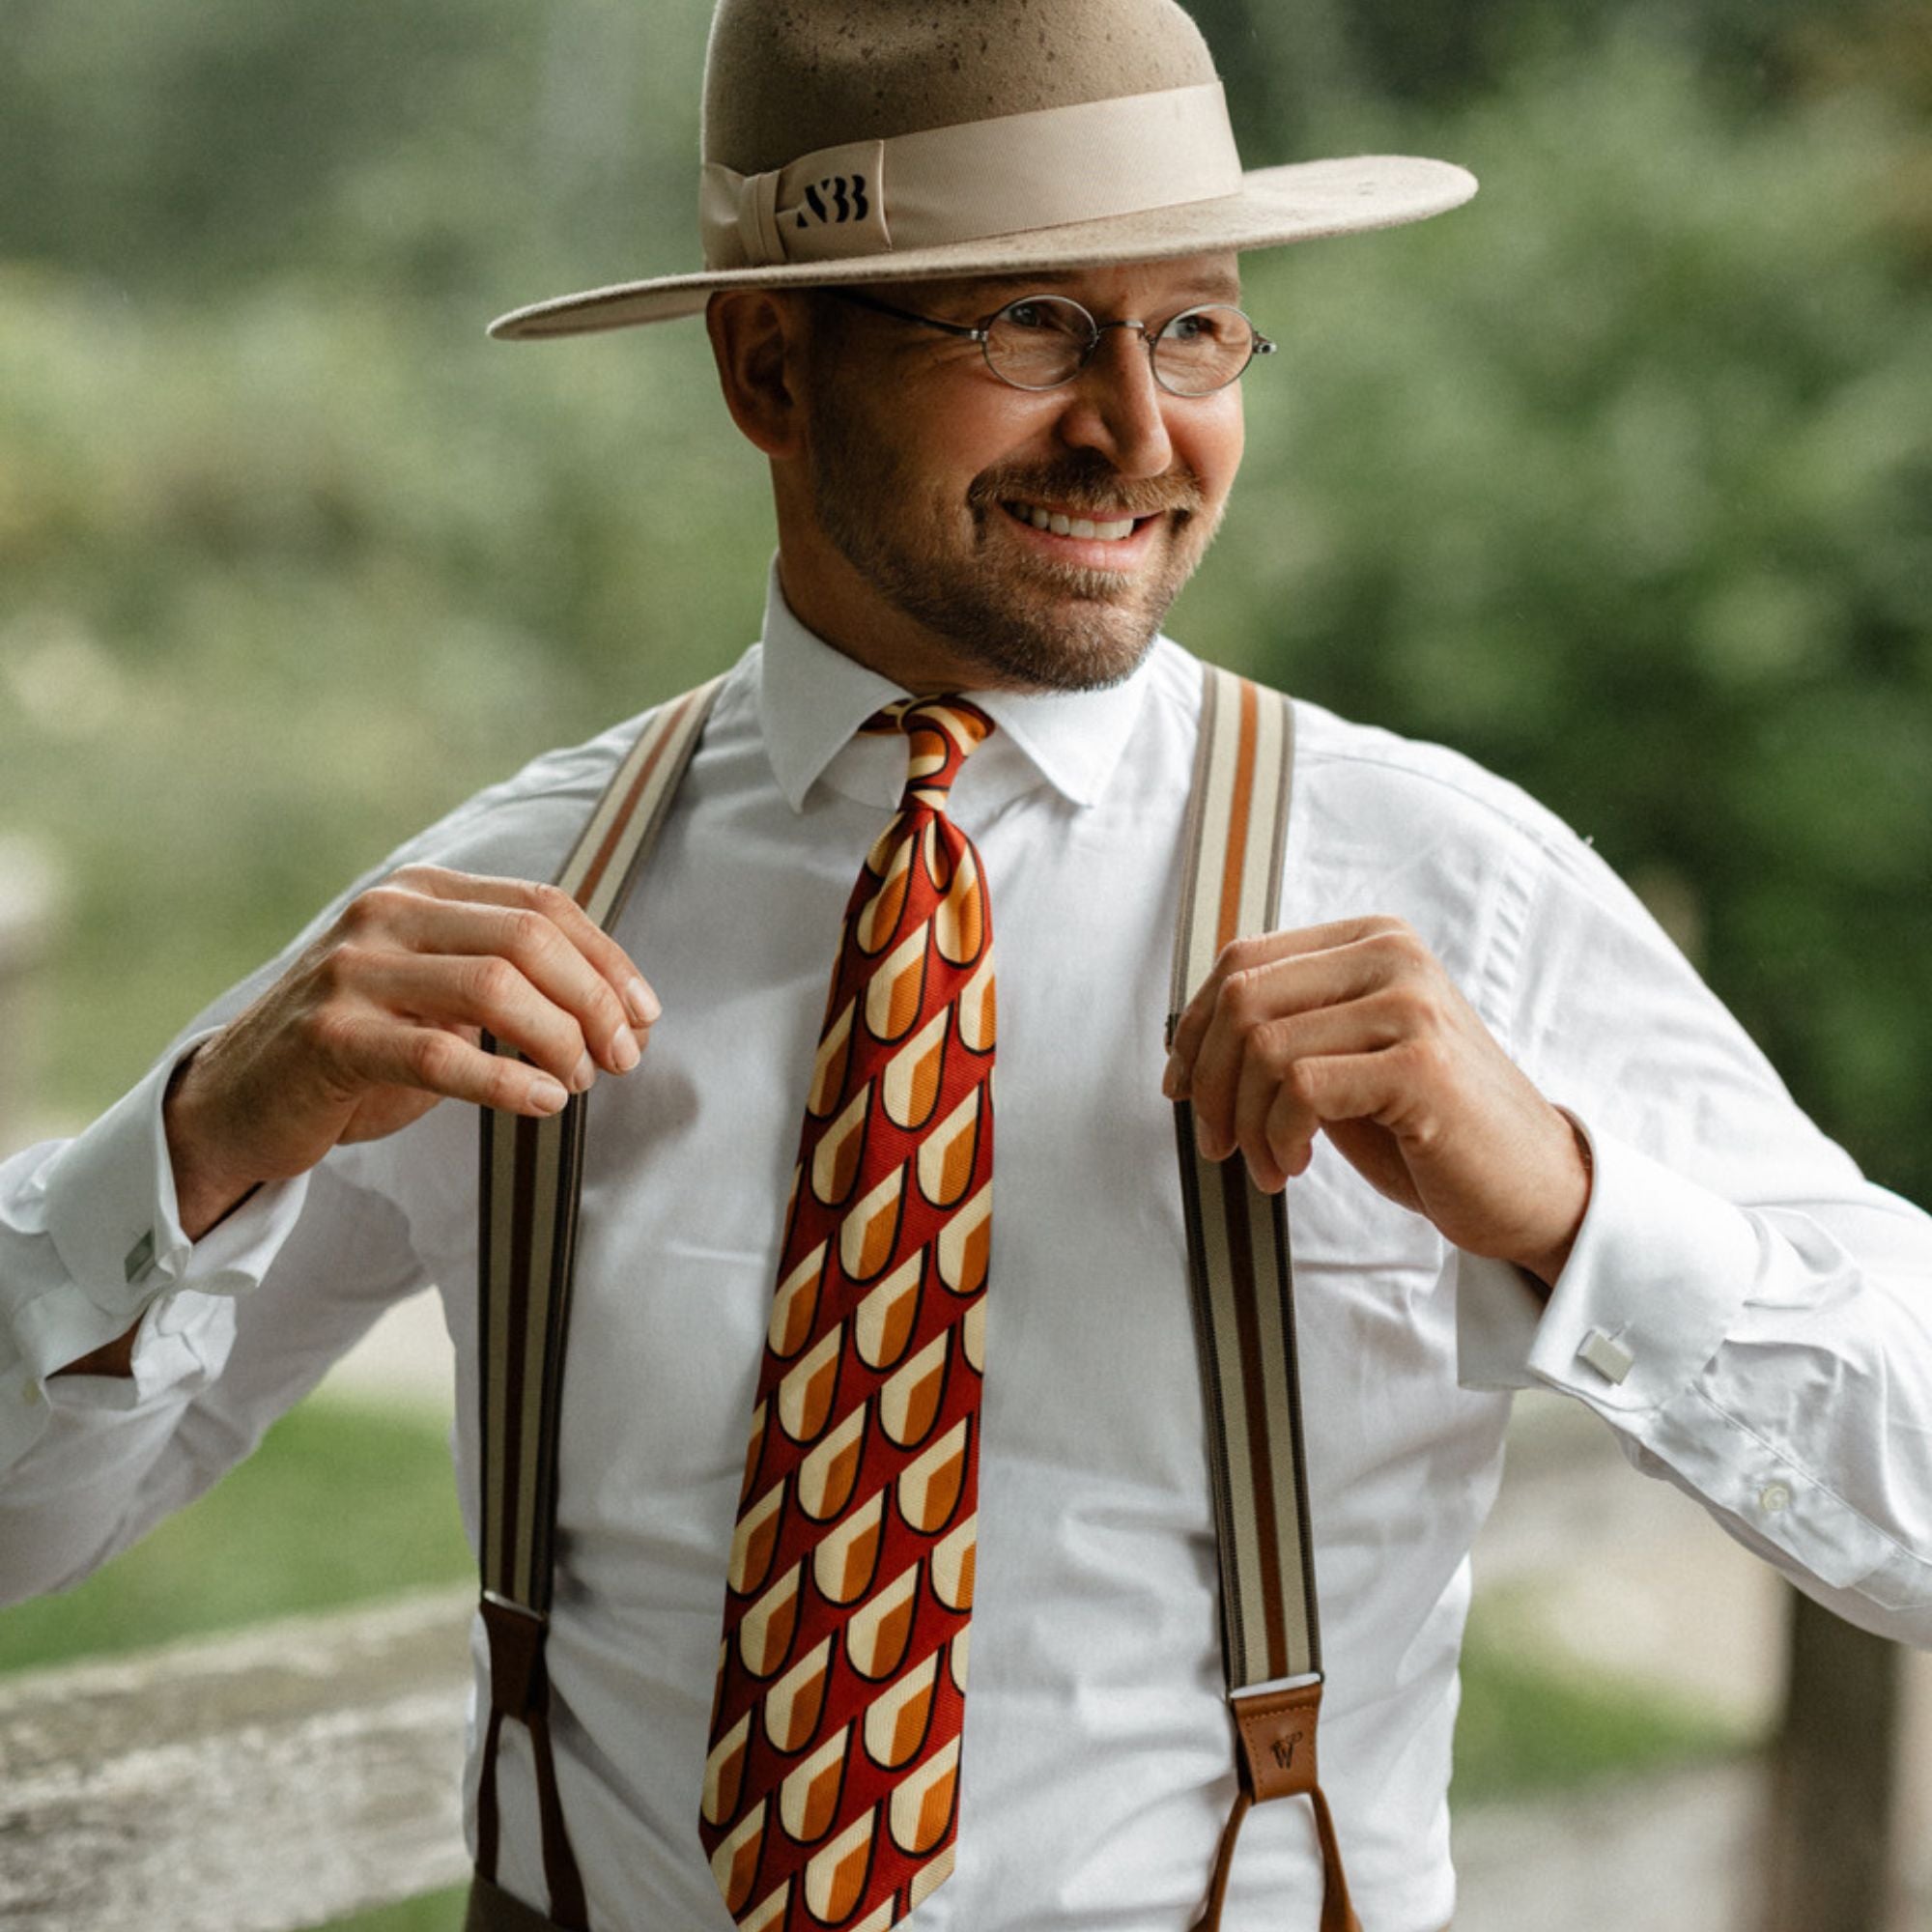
[
  {"xmin": 163, "ymin": 865, "xmax": 660, "ymax": 1241},
  {"xmin": 1163, "ymin": 916, "xmax": 1591, "ymax": 1287}
]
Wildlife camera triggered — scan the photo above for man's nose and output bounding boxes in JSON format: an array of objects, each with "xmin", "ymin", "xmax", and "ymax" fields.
[{"xmin": 1053, "ymin": 324, "xmax": 1175, "ymax": 478}]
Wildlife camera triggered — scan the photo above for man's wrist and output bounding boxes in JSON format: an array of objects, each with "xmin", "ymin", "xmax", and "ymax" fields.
[
  {"xmin": 1509, "ymin": 1109, "xmax": 1594, "ymax": 1293},
  {"xmin": 162, "ymin": 1041, "xmax": 262, "ymax": 1242}
]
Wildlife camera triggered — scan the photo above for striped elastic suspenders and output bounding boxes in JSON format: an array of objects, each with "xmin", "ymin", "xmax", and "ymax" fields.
[
  {"xmin": 1171, "ymin": 670, "xmax": 1359, "ymax": 1932},
  {"xmin": 466, "ymin": 665, "xmax": 1357, "ymax": 1932}
]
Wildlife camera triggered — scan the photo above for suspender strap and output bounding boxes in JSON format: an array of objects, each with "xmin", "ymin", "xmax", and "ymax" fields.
[
  {"xmin": 471, "ymin": 678, "xmax": 725, "ymax": 1928},
  {"xmin": 1170, "ymin": 666, "xmax": 1359, "ymax": 1932}
]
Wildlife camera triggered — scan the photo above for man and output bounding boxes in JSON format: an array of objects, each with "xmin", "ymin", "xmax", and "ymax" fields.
[{"xmin": 3, "ymin": 2, "xmax": 1928, "ymax": 1929}]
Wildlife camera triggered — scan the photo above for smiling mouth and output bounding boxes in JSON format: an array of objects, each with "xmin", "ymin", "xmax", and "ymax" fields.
[{"xmin": 999, "ymin": 500, "xmax": 1161, "ymax": 544}]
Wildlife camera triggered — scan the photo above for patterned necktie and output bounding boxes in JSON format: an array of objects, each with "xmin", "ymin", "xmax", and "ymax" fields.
[{"xmin": 702, "ymin": 696, "xmax": 997, "ymax": 1931}]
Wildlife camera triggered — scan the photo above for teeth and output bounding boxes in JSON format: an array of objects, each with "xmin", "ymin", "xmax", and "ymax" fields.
[{"xmin": 1012, "ymin": 503, "xmax": 1138, "ymax": 543}]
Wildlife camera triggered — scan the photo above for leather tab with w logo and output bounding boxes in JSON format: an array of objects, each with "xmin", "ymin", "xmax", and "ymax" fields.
[{"xmin": 701, "ymin": 697, "xmax": 996, "ymax": 1930}]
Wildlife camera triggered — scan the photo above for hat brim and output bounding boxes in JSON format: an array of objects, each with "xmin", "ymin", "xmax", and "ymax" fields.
[{"xmin": 487, "ymin": 154, "xmax": 1475, "ymax": 341}]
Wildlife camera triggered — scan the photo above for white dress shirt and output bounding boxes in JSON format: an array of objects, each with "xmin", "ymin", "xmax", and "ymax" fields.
[{"xmin": 4, "ymin": 572, "xmax": 1930, "ymax": 1932}]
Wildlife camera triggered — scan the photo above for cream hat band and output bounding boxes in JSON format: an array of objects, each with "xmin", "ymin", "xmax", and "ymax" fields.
[{"xmin": 700, "ymin": 83, "xmax": 1242, "ymax": 272}]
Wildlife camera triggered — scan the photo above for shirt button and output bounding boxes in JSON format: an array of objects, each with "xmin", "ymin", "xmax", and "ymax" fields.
[{"xmin": 1759, "ymin": 1482, "xmax": 1792, "ymax": 1514}]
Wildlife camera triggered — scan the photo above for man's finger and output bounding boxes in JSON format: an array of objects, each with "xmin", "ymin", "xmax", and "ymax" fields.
[
  {"xmin": 388, "ymin": 866, "xmax": 662, "ymax": 1030},
  {"xmin": 322, "ymin": 1011, "xmax": 571, "ymax": 1117},
  {"xmin": 1166, "ymin": 919, "xmax": 1409, "ymax": 1096},
  {"xmin": 348, "ymin": 952, "xmax": 602, "ymax": 1096},
  {"xmin": 350, "ymin": 891, "xmax": 644, "ymax": 1075}
]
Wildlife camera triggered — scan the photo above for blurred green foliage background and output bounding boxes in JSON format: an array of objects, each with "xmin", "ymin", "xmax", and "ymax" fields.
[{"xmin": 2, "ymin": 0, "xmax": 1928, "ymax": 1215}]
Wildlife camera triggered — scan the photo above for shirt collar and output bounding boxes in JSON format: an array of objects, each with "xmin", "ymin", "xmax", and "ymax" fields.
[{"xmin": 755, "ymin": 559, "xmax": 1154, "ymax": 813}]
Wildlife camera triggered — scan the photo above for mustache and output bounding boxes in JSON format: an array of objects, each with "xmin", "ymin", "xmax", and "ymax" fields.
[{"xmin": 968, "ymin": 456, "xmax": 1205, "ymax": 521}]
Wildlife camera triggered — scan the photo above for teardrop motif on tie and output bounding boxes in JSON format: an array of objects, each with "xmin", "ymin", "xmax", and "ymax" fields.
[
  {"xmin": 810, "ymin": 1085, "xmax": 870, "ymax": 1208},
  {"xmin": 797, "ymin": 1404, "xmax": 867, "ymax": 1521},
  {"xmin": 929, "ymin": 1512, "xmax": 977, "ymax": 1613},
  {"xmin": 954, "ymin": 953, "xmax": 996, "ymax": 1054},
  {"xmin": 905, "ymin": 719, "xmax": 952, "ymax": 781},
  {"xmin": 878, "ymin": 1330, "xmax": 951, "ymax": 1450},
  {"xmin": 839, "ymin": 1165, "xmax": 906, "ymax": 1284},
  {"xmin": 780, "ymin": 1724, "xmax": 850, "ymax": 1844},
  {"xmin": 863, "ymin": 1649, "xmax": 940, "ymax": 1771},
  {"xmin": 812, "ymin": 1490, "xmax": 884, "ymax": 1605},
  {"xmin": 855, "ymin": 836, "xmax": 914, "ymax": 955},
  {"xmin": 936, "ymin": 1184, "xmax": 991, "ymax": 1296},
  {"xmin": 933, "ymin": 846, "xmax": 985, "ymax": 966},
  {"xmin": 881, "ymin": 1008, "xmax": 949, "ymax": 1131},
  {"xmin": 863, "ymin": 810, "xmax": 905, "ymax": 881},
  {"xmin": 702, "ymin": 1710, "xmax": 751, "ymax": 1828},
  {"xmin": 908, "ymin": 1843, "xmax": 958, "ymax": 1909},
  {"xmin": 740, "ymin": 1882, "xmax": 790, "ymax": 1932},
  {"xmin": 844, "ymin": 1562, "xmax": 920, "ymax": 1682},
  {"xmin": 739, "ymin": 1400, "xmax": 768, "ymax": 1504},
  {"xmin": 863, "ymin": 923, "xmax": 929, "ymax": 1043},
  {"xmin": 710, "ymin": 1801, "xmax": 766, "ymax": 1916},
  {"xmin": 915, "ymin": 1088, "xmax": 981, "ymax": 1209},
  {"xmin": 920, "ymin": 816, "xmax": 955, "ymax": 895},
  {"xmin": 949, "ymin": 1628, "xmax": 970, "ymax": 1696},
  {"xmin": 805, "ymin": 1807, "xmax": 878, "ymax": 1925},
  {"xmin": 738, "ymin": 1563, "xmax": 802, "ymax": 1680},
  {"xmin": 768, "ymin": 1241, "xmax": 827, "ymax": 1359},
  {"xmin": 961, "ymin": 1295, "xmax": 985, "ymax": 1376},
  {"xmin": 807, "ymin": 999, "xmax": 854, "ymax": 1118},
  {"xmin": 896, "ymin": 1418, "xmax": 970, "ymax": 1536},
  {"xmin": 778, "ymin": 1323, "xmax": 843, "ymax": 1445},
  {"xmin": 762, "ymin": 1634, "xmax": 833, "ymax": 1754},
  {"xmin": 854, "ymin": 1251, "xmax": 923, "ymax": 1371},
  {"xmin": 889, "ymin": 1738, "xmax": 961, "ymax": 1858},
  {"xmin": 729, "ymin": 1480, "xmax": 785, "ymax": 1597}
]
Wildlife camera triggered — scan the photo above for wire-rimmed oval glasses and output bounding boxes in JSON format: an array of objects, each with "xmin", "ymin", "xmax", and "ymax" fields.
[{"xmin": 825, "ymin": 289, "xmax": 1276, "ymax": 396}]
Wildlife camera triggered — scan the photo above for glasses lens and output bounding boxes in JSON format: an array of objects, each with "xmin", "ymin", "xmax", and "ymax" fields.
[
  {"xmin": 1151, "ymin": 305, "xmax": 1257, "ymax": 396},
  {"xmin": 984, "ymin": 297, "xmax": 1097, "ymax": 389}
]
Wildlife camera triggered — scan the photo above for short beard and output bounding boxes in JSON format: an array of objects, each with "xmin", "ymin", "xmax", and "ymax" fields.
[{"xmin": 805, "ymin": 388, "xmax": 1218, "ymax": 695}]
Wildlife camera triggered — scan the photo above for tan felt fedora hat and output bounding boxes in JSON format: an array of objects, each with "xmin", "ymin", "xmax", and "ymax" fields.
[{"xmin": 489, "ymin": 0, "xmax": 1477, "ymax": 342}]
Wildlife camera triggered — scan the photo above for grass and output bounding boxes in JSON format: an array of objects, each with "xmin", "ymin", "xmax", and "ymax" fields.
[
  {"xmin": 306, "ymin": 1891, "xmax": 469, "ymax": 1932},
  {"xmin": 1455, "ymin": 1600, "xmax": 1748, "ymax": 1804},
  {"xmin": 0, "ymin": 1392, "xmax": 469, "ymax": 1673}
]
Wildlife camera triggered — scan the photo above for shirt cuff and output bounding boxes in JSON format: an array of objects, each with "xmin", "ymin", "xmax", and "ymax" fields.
[
  {"xmin": 1464, "ymin": 1115, "xmax": 1754, "ymax": 1414},
  {"xmin": 19, "ymin": 1036, "xmax": 309, "ymax": 1385}
]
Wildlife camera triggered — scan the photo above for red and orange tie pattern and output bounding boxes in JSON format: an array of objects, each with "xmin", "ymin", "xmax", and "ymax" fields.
[{"xmin": 701, "ymin": 697, "xmax": 997, "ymax": 1931}]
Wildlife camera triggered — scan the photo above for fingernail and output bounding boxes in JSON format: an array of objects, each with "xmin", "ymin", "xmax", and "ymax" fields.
[
  {"xmin": 611, "ymin": 1027, "xmax": 640, "ymax": 1073},
  {"xmin": 529, "ymin": 1076, "xmax": 569, "ymax": 1115},
  {"xmin": 626, "ymin": 977, "xmax": 662, "ymax": 1027},
  {"xmin": 1162, "ymin": 1051, "xmax": 1186, "ymax": 1099},
  {"xmin": 571, "ymin": 1051, "xmax": 597, "ymax": 1093}
]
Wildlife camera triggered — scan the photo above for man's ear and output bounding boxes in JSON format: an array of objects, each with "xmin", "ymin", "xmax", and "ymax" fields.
[{"xmin": 707, "ymin": 289, "xmax": 810, "ymax": 460}]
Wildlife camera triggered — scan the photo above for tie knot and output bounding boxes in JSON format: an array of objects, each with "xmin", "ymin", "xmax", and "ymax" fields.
[{"xmin": 863, "ymin": 696, "xmax": 997, "ymax": 810}]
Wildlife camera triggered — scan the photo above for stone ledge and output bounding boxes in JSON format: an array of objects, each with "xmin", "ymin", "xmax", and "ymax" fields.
[{"xmin": 0, "ymin": 1586, "xmax": 474, "ymax": 1932}]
